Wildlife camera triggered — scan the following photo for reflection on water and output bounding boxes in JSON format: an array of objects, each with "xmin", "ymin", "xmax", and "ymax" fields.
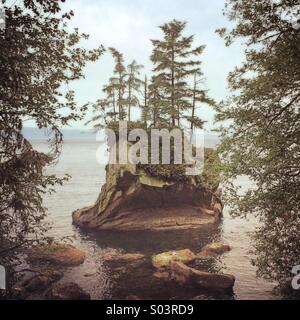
[{"xmin": 34, "ymin": 141, "xmax": 277, "ymax": 300}]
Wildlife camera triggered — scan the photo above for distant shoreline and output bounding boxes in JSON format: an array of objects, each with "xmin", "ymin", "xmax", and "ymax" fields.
[{"xmin": 24, "ymin": 127, "xmax": 220, "ymax": 147}]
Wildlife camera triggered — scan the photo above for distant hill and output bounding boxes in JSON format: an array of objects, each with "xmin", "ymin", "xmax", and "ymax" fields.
[
  {"xmin": 22, "ymin": 127, "xmax": 220, "ymax": 146},
  {"xmin": 203, "ymin": 133, "xmax": 220, "ymax": 148},
  {"xmin": 22, "ymin": 127, "xmax": 96, "ymax": 141}
]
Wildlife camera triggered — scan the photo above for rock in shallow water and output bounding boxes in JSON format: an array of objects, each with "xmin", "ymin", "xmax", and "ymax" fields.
[
  {"xmin": 12, "ymin": 270, "xmax": 64, "ymax": 299},
  {"xmin": 125, "ymin": 295, "xmax": 141, "ymax": 300},
  {"xmin": 101, "ymin": 251, "xmax": 145, "ymax": 264},
  {"xmin": 169, "ymin": 261, "xmax": 235, "ymax": 291},
  {"xmin": 197, "ymin": 242, "xmax": 231, "ymax": 258},
  {"xmin": 153, "ymin": 271, "xmax": 170, "ymax": 280},
  {"xmin": 46, "ymin": 282, "xmax": 90, "ymax": 300},
  {"xmin": 72, "ymin": 162, "xmax": 223, "ymax": 231},
  {"xmin": 152, "ymin": 249, "xmax": 196, "ymax": 269},
  {"xmin": 21, "ymin": 270, "xmax": 64, "ymax": 292},
  {"xmin": 29, "ymin": 244, "xmax": 85, "ymax": 267}
]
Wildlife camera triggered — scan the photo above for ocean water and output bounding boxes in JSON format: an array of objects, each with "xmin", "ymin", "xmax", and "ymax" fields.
[{"xmin": 33, "ymin": 141, "xmax": 277, "ymax": 300}]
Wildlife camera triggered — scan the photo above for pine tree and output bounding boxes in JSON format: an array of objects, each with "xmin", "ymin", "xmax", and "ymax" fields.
[
  {"xmin": 86, "ymin": 77, "xmax": 120, "ymax": 130},
  {"xmin": 109, "ymin": 47, "xmax": 127, "ymax": 120},
  {"xmin": 103, "ymin": 79, "xmax": 118, "ymax": 121},
  {"xmin": 148, "ymin": 75, "xmax": 169, "ymax": 127},
  {"xmin": 150, "ymin": 19, "xmax": 205, "ymax": 127},
  {"xmin": 141, "ymin": 75, "xmax": 149, "ymax": 125},
  {"xmin": 188, "ymin": 70, "xmax": 214, "ymax": 132},
  {"xmin": 126, "ymin": 60, "xmax": 143, "ymax": 121}
]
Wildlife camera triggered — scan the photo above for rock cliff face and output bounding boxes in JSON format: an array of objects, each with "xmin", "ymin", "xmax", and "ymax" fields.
[{"xmin": 72, "ymin": 162, "xmax": 223, "ymax": 231}]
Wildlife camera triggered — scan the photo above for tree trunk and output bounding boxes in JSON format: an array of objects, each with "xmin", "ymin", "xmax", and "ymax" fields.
[
  {"xmin": 118, "ymin": 74, "xmax": 123, "ymax": 120},
  {"xmin": 143, "ymin": 75, "xmax": 148, "ymax": 124},
  {"xmin": 112, "ymin": 88, "xmax": 116, "ymax": 121},
  {"xmin": 191, "ymin": 73, "xmax": 197, "ymax": 131},
  {"xmin": 128, "ymin": 81, "xmax": 131, "ymax": 122},
  {"xmin": 171, "ymin": 48, "xmax": 175, "ymax": 126}
]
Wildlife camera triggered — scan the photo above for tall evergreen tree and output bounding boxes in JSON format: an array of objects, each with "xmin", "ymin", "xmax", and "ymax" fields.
[
  {"xmin": 150, "ymin": 19, "xmax": 205, "ymax": 127},
  {"xmin": 126, "ymin": 60, "xmax": 143, "ymax": 121},
  {"xmin": 141, "ymin": 75, "xmax": 149, "ymax": 125},
  {"xmin": 216, "ymin": 0, "xmax": 300, "ymax": 294},
  {"xmin": 148, "ymin": 75, "xmax": 169, "ymax": 127},
  {"xmin": 109, "ymin": 47, "xmax": 127, "ymax": 120},
  {"xmin": 86, "ymin": 77, "xmax": 120, "ymax": 130},
  {"xmin": 188, "ymin": 70, "xmax": 214, "ymax": 132},
  {"xmin": 103, "ymin": 79, "xmax": 118, "ymax": 121}
]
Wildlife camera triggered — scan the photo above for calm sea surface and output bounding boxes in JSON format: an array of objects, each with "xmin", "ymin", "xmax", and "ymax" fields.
[{"xmin": 33, "ymin": 141, "xmax": 277, "ymax": 300}]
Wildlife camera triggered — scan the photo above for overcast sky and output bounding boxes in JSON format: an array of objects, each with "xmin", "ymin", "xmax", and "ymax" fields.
[{"xmin": 60, "ymin": 0, "xmax": 245, "ymax": 132}]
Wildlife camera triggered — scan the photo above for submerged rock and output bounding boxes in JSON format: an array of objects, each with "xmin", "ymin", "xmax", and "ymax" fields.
[
  {"xmin": 46, "ymin": 282, "xmax": 90, "ymax": 300},
  {"xmin": 12, "ymin": 270, "xmax": 63, "ymax": 298},
  {"xmin": 73, "ymin": 161, "xmax": 223, "ymax": 231},
  {"xmin": 153, "ymin": 271, "xmax": 170, "ymax": 280},
  {"xmin": 101, "ymin": 251, "xmax": 145, "ymax": 264},
  {"xmin": 192, "ymin": 294, "xmax": 234, "ymax": 300},
  {"xmin": 169, "ymin": 261, "xmax": 235, "ymax": 291},
  {"xmin": 152, "ymin": 249, "xmax": 196, "ymax": 269},
  {"xmin": 29, "ymin": 243, "xmax": 85, "ymax": 267},
  {"xmin": 21, "ymin": 270, "xmax": 63, "ymax": 292},
  {"xmin": 126, "ymin": 295, "xmax": 141, "ymax": 300},
  {"xmin": 198, "ymin": 242, "xmax": 231, "ymax": 258}
]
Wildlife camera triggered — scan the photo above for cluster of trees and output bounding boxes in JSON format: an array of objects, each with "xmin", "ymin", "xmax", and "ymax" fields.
[
  {"xmin": 0, "ymin": 0, "xmax": 103, "ymax": 290},
  {"xmin": 216, "ymin": 0, "xmax": 300, "ymax": 294},
  {"xmin": 88, "ymin": 48, "xmax": 144, "ymax": 126},
  {"xmin": 88, "ymin": 20, "xmax": 213, "ymax": 132}
]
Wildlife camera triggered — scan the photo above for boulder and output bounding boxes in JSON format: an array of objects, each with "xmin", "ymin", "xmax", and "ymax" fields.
[
  {"xmin": 198, "ymin": 242, "xmax": 231, "ymax": 258},
  {"xmin": 29, "ymin": 243, "xmax": 85, "ymax": 267},
  {"xmin": 153, "ymin": 271, "xmax": 170, "ymax": 280},
  {"xmin": 72, "ymin": 161, "xmax": 223, "ymax": 231},
  {"xmin": 169, "ymin": 261, "xmax": 235, "ymax": 291},
  {"xmin": 21, "ymin": 270, "xmax": 63, "ymax": 292},
  {"xmin": 126, "ymin": 295, "xmax": 141, "ymax": 300},
  {"xmin": 12, "ymin": 270, "xmax": 63, "ymax": 298},
  {"xmin": 101, "ymin": 251, "xmax": 145, "ymax": 264},
  {"xmin": 152, "ymin": 249, "xmax": 196, "ymax": 269},
  {"xmin": 46, "ymin": 282, "xmax": 90, "ymax": 300}
]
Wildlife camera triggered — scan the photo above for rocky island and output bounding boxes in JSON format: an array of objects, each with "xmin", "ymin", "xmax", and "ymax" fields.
[{"xmin": 72, "ymin": 147, "xmax": 223, "ymax": 231}]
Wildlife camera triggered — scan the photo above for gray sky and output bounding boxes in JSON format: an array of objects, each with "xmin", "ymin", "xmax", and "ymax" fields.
[{"xmin": 61, "ymin": 0, "xmax": 245, "ymax": 131}]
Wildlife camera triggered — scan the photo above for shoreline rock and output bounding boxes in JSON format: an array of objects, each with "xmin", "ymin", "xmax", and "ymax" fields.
[
  {"xmin": 152, "ymin": 249, "xmax": 196, "ymax": 269},
  {"xmin": 12, "ymin": 270, "xmax": 63, "ymax": 299},
  {"xmin": 197, "ymin": 242, "xmax": 231, "ymax": 258},
  {"xmin": 153, "ymin": 271, "xmax": 170, "ymax": 280},
  {"xmin": 46, "ymin": 282, "xmax": 90, "ymax": 300},
  {"xmin": 101, "ymin": 251, "xmax": 145, "ymax": 264},
  {"xmin": 170, "ymin": 261, "xmax": 235, "ymax": 291},
  {"xmin": 29, "ymin": 244, "xmax": 85, "ymax": 267}
]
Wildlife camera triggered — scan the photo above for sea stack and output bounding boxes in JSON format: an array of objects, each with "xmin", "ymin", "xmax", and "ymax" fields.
[{"xmin": 72, "ymin": 148, "xmax": 223, "ymax": 231}]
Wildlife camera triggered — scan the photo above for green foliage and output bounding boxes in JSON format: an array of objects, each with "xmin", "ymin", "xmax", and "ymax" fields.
[
  {"xmin": 0, "ymin": 0, "xmax": 103, "ymax": 285},
  {"xmin": 201, "ymin": 148, "xmax": 222, "ymax": 191},
  {"xmin": 139, "ymin": 147, "xmax": 220, "ymax": 190},
  {"xmin": 216, "ymin": 0, "xmax": 300, "ymax": 292},
  {"xmin": 126, "ymin": 60, "xmax": 144, "ymax": 121},
  {"xmin": 109, "ymin": 47, "xmax": 127, "ymax": 121},
  {"xmin": 87, "ymin": 49, "xmax": 144, "ymax": 129},
  {"xmin": 150, "ymin": 19, "xmax": 213, "ymax": 128}
]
